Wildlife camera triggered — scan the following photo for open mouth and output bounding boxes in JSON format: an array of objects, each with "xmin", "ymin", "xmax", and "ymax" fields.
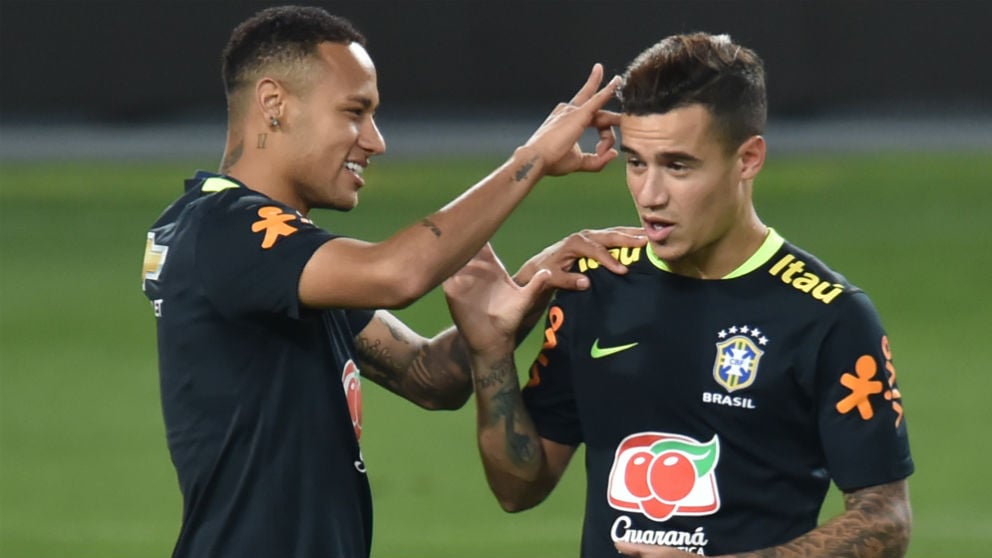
[
  {"xmin": 642, "ymin": 217, "xmax": 674, "ymax": 241},
  {"xmin": 344, "ymin": 161, "xmax": 366, "ymax": 178},
  {"xmin": 643, "ymin": 217, "xmax": 673, "ymax": 231}
]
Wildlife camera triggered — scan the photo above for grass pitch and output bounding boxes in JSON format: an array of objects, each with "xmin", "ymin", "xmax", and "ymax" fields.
[{"xmin": 1, "ymin": 152, "xmax": 988, "ymax": 556}]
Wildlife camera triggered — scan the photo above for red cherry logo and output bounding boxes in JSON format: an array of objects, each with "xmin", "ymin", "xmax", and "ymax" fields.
[
  {"xmin": 623, "ymin": 450, "xmax": 654, "ymax": 499},
  {"xmin": 638, "ymin": 495, "xmax": 676, "ymax": 521},
  {"xmin": 342, "ymin": 360, "xmax": 362, "ymax": 440},
  {"xmin": 648, "ymin": 451, "xmax": 696, "ymax": 502}
]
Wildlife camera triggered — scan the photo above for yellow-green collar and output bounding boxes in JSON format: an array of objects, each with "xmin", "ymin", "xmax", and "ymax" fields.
[
  {"xmin": 646, "ymin": 228, "xmax": 784, "ymax": 279},
  {"xmin": 201, "ymin": 176, "xmax": 241, "ymax": 193}
]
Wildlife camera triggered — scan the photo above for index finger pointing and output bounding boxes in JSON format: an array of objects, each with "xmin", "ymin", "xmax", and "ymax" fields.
[
  {"xmin": 579, "ymin": 75, "xmax": 622, "ymax": 113},
  {"xmin": 568, "ymin": 63, "xmax": 605, "ymax": 106}
]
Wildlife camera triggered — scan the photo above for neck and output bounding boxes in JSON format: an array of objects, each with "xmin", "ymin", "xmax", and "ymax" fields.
[
  {"xmin": 218, "ymin": 127, "xmax": 307, "ymax": 215},
  {"xmin": 666, "ymin": 211, "xmax": 767, "ymax": 279}
]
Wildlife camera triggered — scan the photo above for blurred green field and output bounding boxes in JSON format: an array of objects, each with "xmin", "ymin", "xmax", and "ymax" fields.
[{"xmin": 1, "ymin": 151, "xmax": 988, "ymax": 557}]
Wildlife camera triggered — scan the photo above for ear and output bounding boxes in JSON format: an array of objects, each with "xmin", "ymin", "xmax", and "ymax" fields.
[
  {"xmin": 737, "ymin": 135, "xmax": 766, "ymax": 180},
  {"xmin": 256, "ymin": 78, "xmax": 285, "ymax": 125}
]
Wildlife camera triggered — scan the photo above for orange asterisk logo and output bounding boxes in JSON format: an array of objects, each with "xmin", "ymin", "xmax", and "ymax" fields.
[
  {"xmin": 251, "ymin": 206, "xmax": 298, "ymax": 249},
  {"xmin": 836, "ymin": 355, "xmax": 884, "ymax": 420}
]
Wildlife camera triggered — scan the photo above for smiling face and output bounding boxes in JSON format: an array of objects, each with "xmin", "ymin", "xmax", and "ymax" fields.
[
  {"xmin": 282, "ymin": 41, "xmax": 385, "ymax": 212},
  {"xmin": 621, "ymin": 104, "xmax": 766, "ymax": 278}
]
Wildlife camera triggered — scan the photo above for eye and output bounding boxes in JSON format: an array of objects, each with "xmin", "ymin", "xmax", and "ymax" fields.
[
  {"xmin": 668, "ymin": 161, "xmax": 691, "ymax": 174},
  {"xmin": 625, "ymin": 156, "xmax": 645, "ymax": 168}
]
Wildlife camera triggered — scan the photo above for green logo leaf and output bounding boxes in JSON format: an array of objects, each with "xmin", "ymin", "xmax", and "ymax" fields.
[{"xmin": 649, "ymin": 436, "xmax": 719, "ymax": 477}]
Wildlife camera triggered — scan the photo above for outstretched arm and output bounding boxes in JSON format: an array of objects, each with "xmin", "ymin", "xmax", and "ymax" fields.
[
  {"xmin": 300, "ymin": 65, "xmax": 622, "ymax": 310},
  {"xmin": 616, "ymin": 479, "xmax": 912, "ymax": 558},
  {"xmin": 354, "ymin": 228, "xmax": 645, "ymax": 411}
]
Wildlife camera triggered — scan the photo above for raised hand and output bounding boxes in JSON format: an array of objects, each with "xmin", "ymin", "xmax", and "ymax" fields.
[
  {"xmin": 522, "ymin": 63, "xmax": 622, "ymax": 177},
  {"xmin": 514, "ymin": 226, "xmax": 647, "ymax": 291},
  {"xmin": 443, "ymin": 244, "xmax": 551, "ymax": 357}
]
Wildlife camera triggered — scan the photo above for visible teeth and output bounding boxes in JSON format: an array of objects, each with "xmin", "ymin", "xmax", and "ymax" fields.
[{"xmin": 344, "ymin": 161, "xmax": 365, "ymax": 176}]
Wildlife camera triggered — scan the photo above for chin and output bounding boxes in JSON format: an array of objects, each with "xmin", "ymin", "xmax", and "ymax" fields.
[
  {"xmin": 316, "ymin": 193, "xmax": 359, "ymax": 212},
  {"xmin": 650, "ymin": 241, "xmax": 679, "ymax": 259}
]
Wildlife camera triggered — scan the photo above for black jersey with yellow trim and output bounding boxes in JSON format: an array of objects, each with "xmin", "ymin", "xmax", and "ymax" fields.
[
  {"xmin": 142, "ymin": 172, "xmax": 375, "ymax": 558},
  {"xmin": 523, "ymin": 229, "xmax": 912, "ymax": 556}
]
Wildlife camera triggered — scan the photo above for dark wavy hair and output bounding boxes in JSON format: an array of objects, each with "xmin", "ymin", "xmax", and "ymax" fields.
[
  {"xmin": 222, "ymin": 5, "xmax": 366, "ymax": 96},
  {"xmin": 618, "ymin": 33, "xmax": 766, "ymax": 152}
]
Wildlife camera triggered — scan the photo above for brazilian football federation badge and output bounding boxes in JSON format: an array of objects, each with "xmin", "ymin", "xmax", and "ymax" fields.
[{"xmin": 713, "ymin": 325, "xmax": 768, "ymax": 392}]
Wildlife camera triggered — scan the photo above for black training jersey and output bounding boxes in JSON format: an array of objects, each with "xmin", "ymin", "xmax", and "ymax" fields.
[
  {"xmin": 142, "ymin": 172, "xmax": 375, "ymax": 558},
  {"xmin": 522, "ymin": 230, "xmax": 912, "ymax": 556}
]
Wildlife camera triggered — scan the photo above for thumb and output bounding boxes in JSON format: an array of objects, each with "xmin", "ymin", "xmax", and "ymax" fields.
[{"xmin": 520, "ymin": 268, "xmax": 553, "ymax": 301}]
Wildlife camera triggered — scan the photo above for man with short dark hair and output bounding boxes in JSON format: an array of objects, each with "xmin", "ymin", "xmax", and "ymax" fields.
[
  {"xmin": 445, "ymin": 32, "xmax": 913, "ymax": 557},
  {"xmin": 141, "ymin": 6, "xmax": 643, "ymax": 557}
]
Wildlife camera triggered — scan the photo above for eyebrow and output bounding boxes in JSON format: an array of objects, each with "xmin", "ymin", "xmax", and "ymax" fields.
[
  {"xmin": 345, "ymin": 95, "xmax": 374, "ymax": 110},
  {"xmin": 620, "ymin": 144, "xmax": 701, "ymax": 163}
]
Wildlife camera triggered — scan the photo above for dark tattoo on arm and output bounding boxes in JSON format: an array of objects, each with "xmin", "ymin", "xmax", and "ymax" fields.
[
  {"xmin": 513, "ymin": 155, "xmax": 539, "ymax": 182},
  {"xmin": 481, "ymin": 356, "xmax": 538, "ymax": 466},
  {"xmin": 354, "ymin": 335, "xmax": 402, "ymax": 393},
  {"xmin": 382, "ymin": 320, "xmax": 411, "ymax": 343},
  {"xmin": 734, "ymin": 481, "xmax": 911, "ymax": 558},
  {"xmin": 474, "ymin": 355, "xmax": 513, "ymax": 390},
  {"xmin": 220, "ymin": 141, "xmax": 244, "ymax": 173},
  {"xmin": 490, "ymin": 385, "xmax": 538, "ymax": 465},
  {"xmin": 420, "ymin": 218, "xmax": 442, "ymax": 238},
  {"xmin": 355, "ymin": 318, "xmax": 471, "ymax": 408}
]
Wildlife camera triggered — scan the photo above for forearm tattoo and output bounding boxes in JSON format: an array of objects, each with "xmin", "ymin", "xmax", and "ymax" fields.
[
  {"xmin": 474, "ymin": 354, "xmax": 513, "ymax": 390},
  {"xmin": 734, "ymin": 482, "xmax": 910, "ymax": 558},
  {"xmin": 513, "ymin": 154, "xmax": 539, "ymax": 182},
  {"xmin": 420, "ymin": 218, "xmax": 442, "ymax": 238},
  {"xmin": 356, "ymin": 320, "xmax": 471, "ymax": 407},
  {"xmin": 354, "ymin": 335, "xmax": 402, "ymax": 393},
  {"xmin": 382, "ymin": 319, "xmax": 409, "ymax": 343},
  {"xmin": 480, "ymin": 356, "xmax": 538, "ymax": 466}
]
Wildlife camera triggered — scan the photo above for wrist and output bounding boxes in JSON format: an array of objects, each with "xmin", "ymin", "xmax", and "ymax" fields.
[
  {"xmin": 509, "ymin": 145, "xmax": 547, "ymax": 184},
  {"xmin": 469, "ymin": 341, "xmax": 516, "ymax": 365}
]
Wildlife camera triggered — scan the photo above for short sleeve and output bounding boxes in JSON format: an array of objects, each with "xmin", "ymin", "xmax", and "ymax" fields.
[
  {"xmin": 522, "ymin": 296, "xmax": 582, "ymax": 447},
  {"xmin": 816, "ymin": 292, "xmax": 914, "ymax": 491},
  {"xmin": 197, "ymin": 193, "xmax": 336, "ymax": 320},
  {"xmin": 346, "ymin": 308, "xmax": 376, "ymax": 335}
]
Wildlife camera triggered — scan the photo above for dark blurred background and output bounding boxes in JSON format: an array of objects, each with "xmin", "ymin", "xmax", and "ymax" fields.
[{"xmin": 2, "ymin": 0, "xmax": 990, "ymax": 125}]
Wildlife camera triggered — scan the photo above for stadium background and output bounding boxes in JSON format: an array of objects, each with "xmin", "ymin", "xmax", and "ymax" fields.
[{"xmin": 1, "ymin": 1, "xmax": 989, "ymax": 556}]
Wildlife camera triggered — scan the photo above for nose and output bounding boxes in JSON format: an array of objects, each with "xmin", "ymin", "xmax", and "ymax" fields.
[
  {"xmin": 633, "ymin": 168, "xmax": 669, "ymax": 209},
  {"xmin": 359, "ymin": 117, "xmax": 386, "ymax": 155}
]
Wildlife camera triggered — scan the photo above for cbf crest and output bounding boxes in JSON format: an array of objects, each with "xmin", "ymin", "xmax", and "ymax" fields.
[{"xmin": 712, "ymin": 325, "xmax": 768, "ymax": 392}]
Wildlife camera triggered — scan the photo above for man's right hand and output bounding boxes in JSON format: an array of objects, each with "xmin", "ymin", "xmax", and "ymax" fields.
[{"xmin": 522, "ymin": 63, "xmax": 621, "ymax": 177}]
